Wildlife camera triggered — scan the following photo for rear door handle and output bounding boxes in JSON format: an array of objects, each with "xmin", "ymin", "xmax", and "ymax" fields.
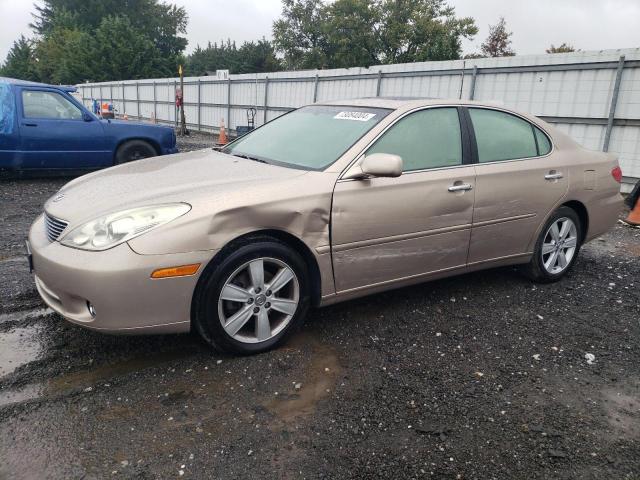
[
  {"xmin": 22, "ymin": 122, "xmax": 38, "ymax": 127},
  {"xmin": 545, "ymin": 172, "xmax": 563, "ymax": 180},
  {"xmin": 448, "ymin": 183, "xmax": 473, "ymax": 192}
]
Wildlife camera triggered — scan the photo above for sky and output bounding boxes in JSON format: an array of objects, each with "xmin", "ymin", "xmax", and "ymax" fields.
[{"xmin": 1, "ymin": 0, "xmax": 640, "ymax": 62}]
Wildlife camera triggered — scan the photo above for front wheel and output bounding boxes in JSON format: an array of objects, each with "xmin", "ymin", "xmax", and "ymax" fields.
[
  {"xmin": 523, "ymin": 206, "xmax": 582, "ymax": 283},
  {"xmin": 193, "ymin": 239, "xmax": 310, "ymax": 354}
]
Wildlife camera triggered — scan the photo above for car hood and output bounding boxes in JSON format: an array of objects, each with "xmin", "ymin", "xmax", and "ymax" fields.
[
  {"xmin": 100, "ymin": 119, "xmax": 170, "ymax": 129},
  {"xmin": 44, "ymin": 148, "xmax": 308, "ymax": 225}
]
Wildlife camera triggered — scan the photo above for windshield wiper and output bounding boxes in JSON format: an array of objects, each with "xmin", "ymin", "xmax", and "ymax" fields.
[{"xmin": 232, "ymin": 153, "xmax": 269, "ymax": 164}]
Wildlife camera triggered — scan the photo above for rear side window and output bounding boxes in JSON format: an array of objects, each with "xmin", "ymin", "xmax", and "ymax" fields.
[
  {"xmin": 534, "ymin": 127, "xmax": 552, "ymax": 155},
  {"xmin": 367, "ymin": 107, "xmax": 462, "ymax": 171},
  {"xmin": 469, "ymin": 108, "xmax": 538, "ymax": 162},
  {"xmin": 22, "ymin": 90, "xmax": 83, "ymax": 120}
]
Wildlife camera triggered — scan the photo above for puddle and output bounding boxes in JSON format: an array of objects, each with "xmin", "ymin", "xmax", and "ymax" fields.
[
  {"xmin": 0, "ymin": 307, "xmax": 53, "ymax": 325},
  {"xmin": 48, "ymin": 347, "xmax": 200, "ymax": 393},
  {"xmin": 0, "ymin": 324, "xmax": 45, "ymax": 377},
  {"xmin": 263, "ymin": 333, "xmax": 341, "ymax": 424},
  {"xmin": 0, "ymin": 345, "xmax": 203, "ymax": 408},
  {"xmin": 0, "ymin": 385, "xmax": 43, "ymax": 407}
]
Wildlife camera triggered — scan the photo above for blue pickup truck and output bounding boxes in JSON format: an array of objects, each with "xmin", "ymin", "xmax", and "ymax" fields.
[{"xmin": 0, "ymin": 77, "xmax": 178, "ymax": 173}]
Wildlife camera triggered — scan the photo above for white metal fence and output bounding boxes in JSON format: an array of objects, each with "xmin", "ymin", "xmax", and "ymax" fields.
[{"xmin": 77, "ymin": 48, "xmax": 640, "ymax": 188}]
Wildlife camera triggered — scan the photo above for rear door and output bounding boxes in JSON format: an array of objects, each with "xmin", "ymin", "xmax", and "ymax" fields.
[
  {"xmin": 17, "ymin": 87, "xmax": 109, "ymax": 169},
  {"xmin": 331, "ymin": 107, "xmax": 476, "ymax": 293},
  {"xmin": 465, "ymin": 107, "xmax": 568, "ymax": 264}
]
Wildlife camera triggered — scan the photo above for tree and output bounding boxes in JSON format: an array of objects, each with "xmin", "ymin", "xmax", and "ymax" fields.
[
  {"xmin": 0, "ymin": 36, "xmax": 39, "ymax": 81},
  {"xmin": 12, "ymin": 0, "xmax": 189, "ymax": 82},
  {"xmin": 374, "ymin": 0, "xmax": 477, "ymax": 64},
  {"xmin": 273, "ymin": 0, "xmax": 478, "ymax": 70},
  {"xmin": 89, "ymin": 16, "xmax": 163, "ymax": 81},
  {"xmin": 480, "ymin": 17, "xmax": 514, "ymax": 57},
  {"xmin": 546, "ymin": 43, "xmax": 576, "ymax": 54},
  {"xmin": 237, "ymin": 40, "xmax": 282, "ymax": 73},
  {"xmin": 273, "ymin": 0, "xmax": 330, "ymax": 70},
  {"xmin": 186, "ymin": 39, "xmax": 282, "ymax": 75}
]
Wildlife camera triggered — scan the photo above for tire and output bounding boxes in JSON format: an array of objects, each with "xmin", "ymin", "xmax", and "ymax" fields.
[
  {"xmin": 115, "ymin": 140, "xmax": 157, "ymax": 164},
  {"xmin": 193, "ymin": 238, "xmax": 310, "ymax": 354},
  {"xmin": 523, "ymin": 206, "xmax": 583, "ymax": 283}
]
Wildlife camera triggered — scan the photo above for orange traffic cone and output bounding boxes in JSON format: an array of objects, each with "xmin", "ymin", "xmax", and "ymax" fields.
[
  {"xmin": 624, "ymin": 194, "xmax": 640, "ymax": 226},
  {"xmin": 218, "ymin": 118, "xmax": 228, "ymax": 145}
]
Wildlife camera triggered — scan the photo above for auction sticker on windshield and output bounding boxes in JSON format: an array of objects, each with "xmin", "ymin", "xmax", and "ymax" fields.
[{"xmin": 333, "ymin": 111, "xmax": 377, "ymax": 121}]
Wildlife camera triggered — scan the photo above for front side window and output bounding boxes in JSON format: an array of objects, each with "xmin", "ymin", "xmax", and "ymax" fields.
[
  {"xmin": 22, "ymin": 90, "xmax": 83, "ymax": 120},
  {"xmin": 366, "ymin": 107, "xmax": 462, "ymax": 171},
  {"xmin": 469, "ymin": 108, "xmax": 539, "ymax": 162},
  {"xmin": 223, "ymin": 105, "xmax": 391, "ymax": 170}
]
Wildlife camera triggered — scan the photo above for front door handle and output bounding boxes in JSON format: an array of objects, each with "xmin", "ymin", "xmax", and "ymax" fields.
[
  {"xmin": 545, "ymin": 171, "xmax": 563, "ymax": 180},
  {"xmin": 22, "ymin": 122, "xmax": 38, "ymax": 127},
  {"xmin": 448, "ymin": 183, "xmax": 473, "ymax": 192}
]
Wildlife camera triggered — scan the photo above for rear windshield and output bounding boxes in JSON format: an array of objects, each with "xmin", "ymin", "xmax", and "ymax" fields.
[{"xmin": 223, "ymin": 105, "xmax": 391, "ymax": 170}]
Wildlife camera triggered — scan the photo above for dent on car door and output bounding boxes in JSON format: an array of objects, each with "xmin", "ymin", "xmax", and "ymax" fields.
[
  {"xmin": 18, "ymin": 88, "xmax": 107, "ymax": 169},
  {"xmin": 331, "ymin": 107, "xmax": 476, "ymax": 293},
  {"xmin": 466, "ymin": 108, "xmax": 568, "ymax": 264}
]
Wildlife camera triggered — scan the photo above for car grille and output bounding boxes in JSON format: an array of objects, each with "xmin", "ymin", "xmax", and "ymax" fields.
[{"xmin": 44, "ymin": 212, "xmax": 69, "ymax": 242}]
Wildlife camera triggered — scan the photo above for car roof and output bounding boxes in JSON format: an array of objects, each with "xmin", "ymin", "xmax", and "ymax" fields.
[
  {"xmin": 0, "ymin": 76, "xmax": 77, "ymax": 93},
  {"xmin": 319, "ymin": 97, "xmax": 502, "ymax": 110}
]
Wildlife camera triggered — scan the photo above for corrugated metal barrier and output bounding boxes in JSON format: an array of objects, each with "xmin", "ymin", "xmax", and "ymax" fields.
[{"xmin": 77, "ymin": 48, "xmax": 640, "ymax": 188}]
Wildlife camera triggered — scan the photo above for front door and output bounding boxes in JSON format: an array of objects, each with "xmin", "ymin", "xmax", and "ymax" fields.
[
  {"xmin": 331, "ymin": 107, "xmax": 476, "ymax": 293},
  {"xmin": 18, "ymin": 87, "xmax": 108, "ymax": 169},
  {"xmin": 465, "ymin": 107, "xmax": 569, "ymax": 264}
]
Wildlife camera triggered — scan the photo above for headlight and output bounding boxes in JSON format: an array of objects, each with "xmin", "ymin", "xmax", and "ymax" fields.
[{"xmin": 60, "ymin": 203, "xmax": 191, "ymax": 251}]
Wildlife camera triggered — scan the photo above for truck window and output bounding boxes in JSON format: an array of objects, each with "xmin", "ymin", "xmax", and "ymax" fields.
[{"xmin": 22, "ymin": 90, "xmax": 83, "ymax": 120}]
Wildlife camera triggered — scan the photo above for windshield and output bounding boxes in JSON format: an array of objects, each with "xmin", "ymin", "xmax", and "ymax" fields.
[{"xmin": 223, "ymin": 105, "xmax": 391, "ymax": 170}]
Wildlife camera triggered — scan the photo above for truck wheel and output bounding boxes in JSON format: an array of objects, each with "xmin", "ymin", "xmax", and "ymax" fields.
[{"xmin": 115, "ymin": 140, "xmax": 157, "ymax": 164}]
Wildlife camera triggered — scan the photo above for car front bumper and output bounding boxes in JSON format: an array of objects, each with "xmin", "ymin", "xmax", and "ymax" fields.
[{"xmin": 28, "ymin": 214, "xmax": 215, "ymax": 334}]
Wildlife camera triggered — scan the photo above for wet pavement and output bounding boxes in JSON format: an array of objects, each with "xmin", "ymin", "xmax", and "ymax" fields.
[{"xmin": 1, "ymin": 142, "xmax": 640, "ymax": 478}]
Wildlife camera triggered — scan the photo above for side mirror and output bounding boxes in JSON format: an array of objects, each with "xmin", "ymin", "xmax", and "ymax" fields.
[
  {"xmin": 343, "ymin": 153, "xmax": 403, "ymax": 180},
  {"xmin": 82, "ymin": 112, "xmax": 94, "ymax": 122}
]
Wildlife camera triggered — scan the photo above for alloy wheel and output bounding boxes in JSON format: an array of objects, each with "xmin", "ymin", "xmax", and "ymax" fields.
[
  {"xmin": 541, "ymin": 217, "xmax": 578, "ymax": 274},
  {"xmin": 217, "ymin": 257, "xmax": 299, "ymax": 343}
]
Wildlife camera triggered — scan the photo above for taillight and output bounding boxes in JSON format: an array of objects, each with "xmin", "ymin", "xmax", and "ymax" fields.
[{"xmin": 611, "ymin": 166, "xmax": 622, "ymax": 183}]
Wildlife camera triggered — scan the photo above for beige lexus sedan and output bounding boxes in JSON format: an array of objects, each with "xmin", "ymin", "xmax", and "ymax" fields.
[{"xmin": 28, "ymin": 98, "xmax": 623, "ymax": 354}]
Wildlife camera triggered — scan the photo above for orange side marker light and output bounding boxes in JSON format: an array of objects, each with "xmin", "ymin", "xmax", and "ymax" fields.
[{"xmin": 151, "ymin": 263, "xmax": 201, "ymax": 279}]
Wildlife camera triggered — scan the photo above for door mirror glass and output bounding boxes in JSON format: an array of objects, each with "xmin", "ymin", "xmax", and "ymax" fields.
[
  {"xmin": 344, "ymin": 153, "xmax": 403, "ymax": 179},
  {"xmin": 82, "ymin": 112, "xmax": 94, "ymax": 122}
]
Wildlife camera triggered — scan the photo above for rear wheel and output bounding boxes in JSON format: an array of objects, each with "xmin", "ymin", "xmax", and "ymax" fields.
[
  {"xmin": 193, "ymin": 239, "xmax": 310, "ymax": 354},
  {"xmin": 523, "ymin": 206, "xmax": 582, "ymax": 283},
  {"xmin": 115, "ymin": 140, "xmax": 157, "ymax": 164}
]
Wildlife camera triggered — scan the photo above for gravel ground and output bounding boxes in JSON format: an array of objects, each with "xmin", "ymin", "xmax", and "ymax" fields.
[{"xmin": 1, "ymin": 137, "xmax": 639, "ymax": 479}]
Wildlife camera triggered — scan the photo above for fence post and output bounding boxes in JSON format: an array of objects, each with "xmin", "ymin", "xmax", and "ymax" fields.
[
  {"xmin": 109, "ymin": 84, "xmax": 113, "ymax": 104},
  {"xmin": 227, "ymin": 78, "xmax": 231, "ymax": 131},
  {"xmin": 603, "ymin": 55, "xmax": 625, "ymax": 152},
  {"xmin": 173, "ymin": 80, "xmax": 177, "ymax": 128},
  {"xmin": 376, "ymin": 70, "xmax": 383, "ymax": 97},
  {"xmin": 152, "ymin": 81, "xmax": 157, "ymax": 122},
  {"xmin": 313, "ymin": 74, "xmax": 319, "ymax": 102},
  {"xmin": 136, "ymin": 81, "xmax": 140, "ymax": 120},
  {"xmin": 263, "ymin": 76, "xmax": 269, "ymax": 124},
  {"xmin": 469, "ymin": 66, "xmax": 478, "ymax": 100},
  {"xmin": 197, "ymin": 78, "xmax": 201, "ymax": 132},
  {"xmin": 122, "ymin": 82, "xmax": 126, "ymax": 115}
]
